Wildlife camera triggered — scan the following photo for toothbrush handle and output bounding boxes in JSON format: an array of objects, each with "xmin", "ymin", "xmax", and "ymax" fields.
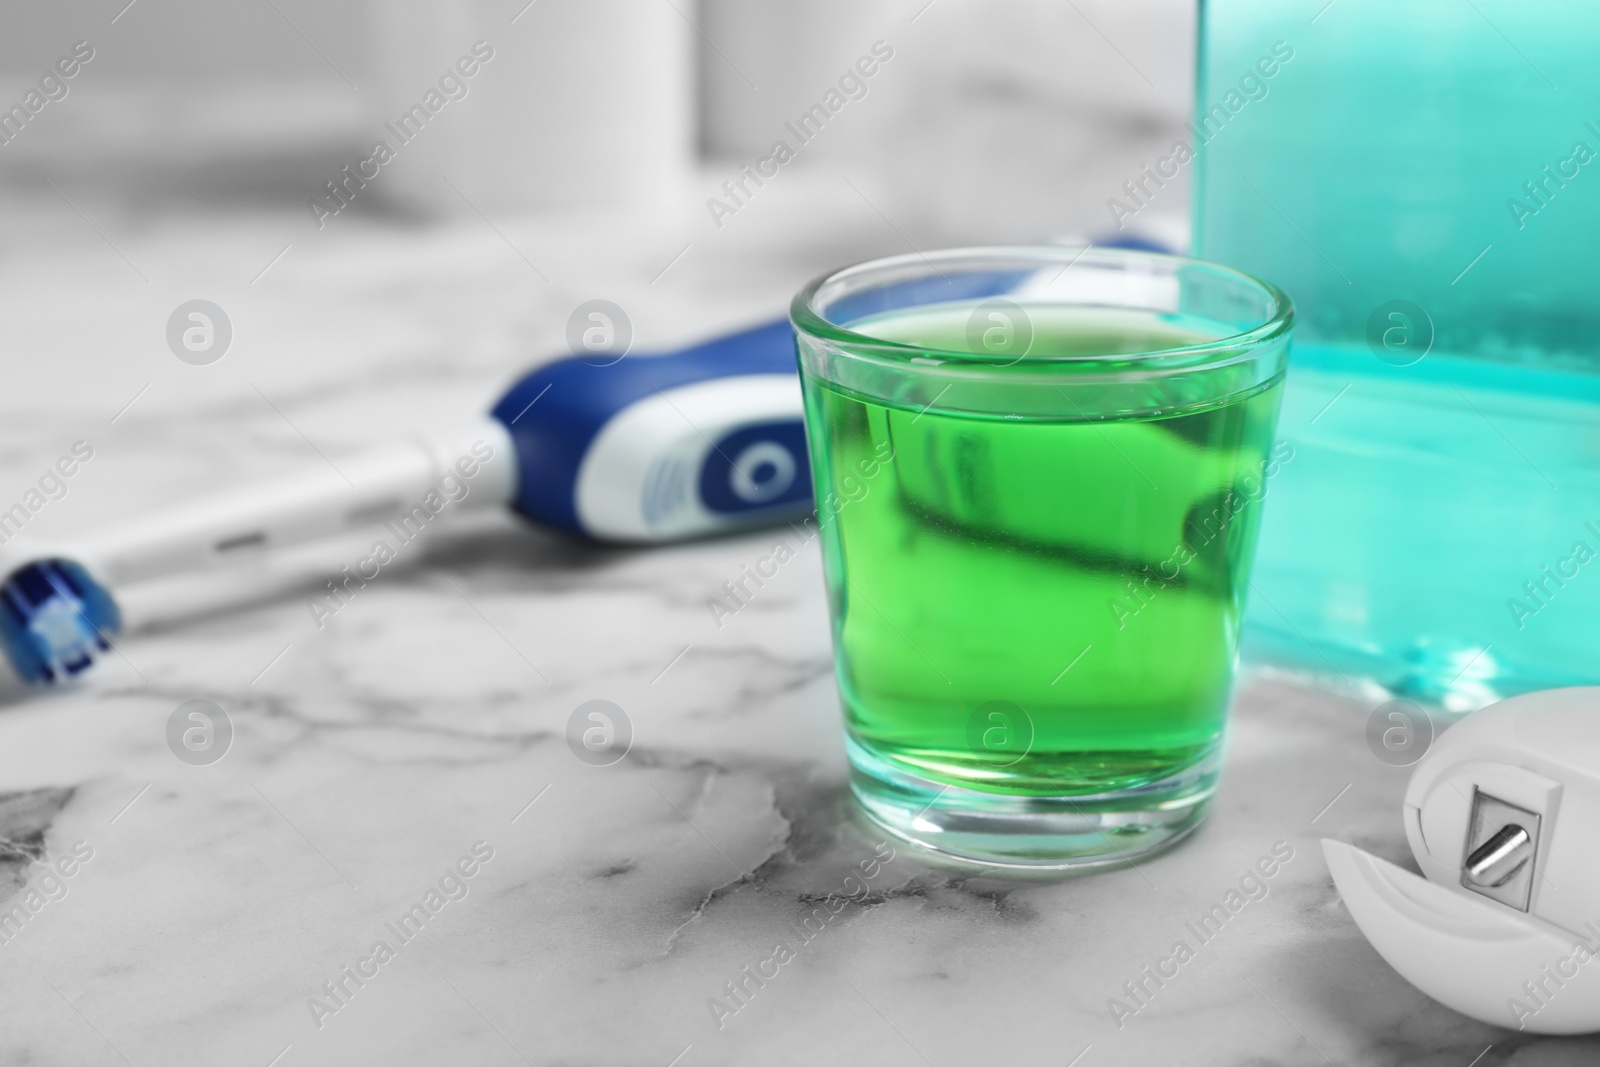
[{"xmin": 70, "ymin": 417, "xmax": 516, "ymax": 588}]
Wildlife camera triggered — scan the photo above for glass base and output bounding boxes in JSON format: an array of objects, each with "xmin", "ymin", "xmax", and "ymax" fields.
[{"xmin": 846, "ymin": 735, "xmax": 1220, "ymax": 870}]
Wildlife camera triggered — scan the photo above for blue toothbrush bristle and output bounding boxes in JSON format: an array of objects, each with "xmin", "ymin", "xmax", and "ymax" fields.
[{"xmin": 0, "ymin": 559, "xmax": 122, "ymax": 685}]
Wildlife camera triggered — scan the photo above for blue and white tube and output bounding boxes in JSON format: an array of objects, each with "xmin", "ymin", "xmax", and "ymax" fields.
[{"xmin": 0, "ymin": 318, "xmax": 809, "ymax": 685}]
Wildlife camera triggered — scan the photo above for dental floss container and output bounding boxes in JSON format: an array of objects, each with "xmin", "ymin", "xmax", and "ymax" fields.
[{"xmin": 1324, "ymin": 686, "xmax": 1600, "ymax": 1034}]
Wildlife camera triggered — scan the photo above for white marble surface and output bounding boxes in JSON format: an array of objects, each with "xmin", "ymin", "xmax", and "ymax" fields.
[{"xmin": 1, "ymin": 186, "xmax": 1598, "ymax": 1067}]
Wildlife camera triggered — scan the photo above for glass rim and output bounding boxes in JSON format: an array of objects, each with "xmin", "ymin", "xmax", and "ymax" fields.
[{"xmin": 790, "ymin": 244, "xmax": 1295, "ymax": 368}]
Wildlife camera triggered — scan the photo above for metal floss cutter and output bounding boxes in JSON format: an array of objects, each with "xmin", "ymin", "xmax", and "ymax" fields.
[{"xmin": 1324, "ymin": 687, "xmax": 1600, "ymax": 1034}]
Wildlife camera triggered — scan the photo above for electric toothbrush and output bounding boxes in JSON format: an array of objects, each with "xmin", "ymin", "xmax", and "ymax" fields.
[
  {"xmin": 1, "ymin": 234, "xmax": 1175, "ymax": 686},
  {"xmin": 0, "ymin": 318, "xmax": 808, "ymax": 685}
]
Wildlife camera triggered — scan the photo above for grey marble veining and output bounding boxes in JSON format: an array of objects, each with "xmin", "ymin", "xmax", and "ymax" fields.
[{"xmin": 2, "ymin": 190, "xmax": 1599, "ymax": 1067}]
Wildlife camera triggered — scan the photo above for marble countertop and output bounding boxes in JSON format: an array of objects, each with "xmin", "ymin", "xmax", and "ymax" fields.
[{"xmin": 0, "ymin": 185, "xmax": 1595, "ymax": 1067}]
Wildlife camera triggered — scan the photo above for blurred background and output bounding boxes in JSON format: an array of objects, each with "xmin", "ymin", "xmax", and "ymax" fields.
[
  {"xmin": 0, "ymin": 0, "xmax": 1192, "ymax": 238},
  {"xmin": 0, "ymin": 0, "xmax": 1192, "ymax": 564}
]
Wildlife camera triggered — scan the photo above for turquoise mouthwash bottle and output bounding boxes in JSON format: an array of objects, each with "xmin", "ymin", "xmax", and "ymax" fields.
[{"xmin": 1194, "ymin": 0, "xmax": 1600, "ymax": 707}]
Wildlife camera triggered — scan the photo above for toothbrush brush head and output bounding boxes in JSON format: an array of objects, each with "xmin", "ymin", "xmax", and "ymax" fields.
[{"xmin": 0, "ymin": 559, "xmax": 122, "ymax": 685}]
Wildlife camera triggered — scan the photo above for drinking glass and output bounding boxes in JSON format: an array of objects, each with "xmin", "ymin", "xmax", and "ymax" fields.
[{"xmin": 792, "ymin": 246, "xmax": 1292, "ymax": 867}]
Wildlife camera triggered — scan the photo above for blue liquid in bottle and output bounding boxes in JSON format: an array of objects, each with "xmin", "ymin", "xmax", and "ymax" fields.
[{"xmin": 1194, "ymin": 0, "xmax": 1600, "ymax": 707}]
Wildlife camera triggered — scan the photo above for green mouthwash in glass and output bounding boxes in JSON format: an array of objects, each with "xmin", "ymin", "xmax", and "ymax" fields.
[
  {"xmin": 795, "ymin": 247, "xmax": 1291, "ymax": 868},
  {"xmin": 802, "ymin": 303, "xmax": 1284, "ymax": 799}
]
